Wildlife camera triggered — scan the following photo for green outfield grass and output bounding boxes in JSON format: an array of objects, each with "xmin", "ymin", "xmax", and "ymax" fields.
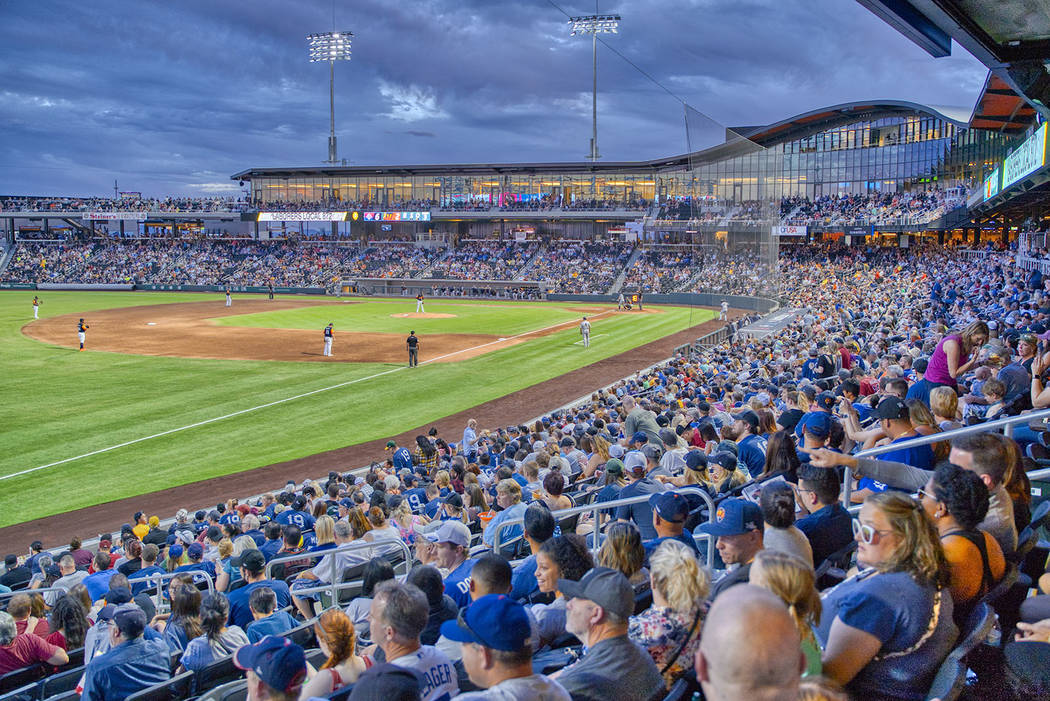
[{"xmin": 0, "ymin": 291, "xmax": 713, "ymax": 527}]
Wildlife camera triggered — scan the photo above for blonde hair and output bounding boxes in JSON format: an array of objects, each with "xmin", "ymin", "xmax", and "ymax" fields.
[
  {"xmin": 435, "ymin": 470, "xmax": 450, "ymax": 488},
  {"xmin": 232, "ymin": 535, "xmax": 257, "ymax": 556},
  {"xmin": 929, "ymin": 386, "xmax": 957, "ymax": 421},
  {"xmin": 391, "ymin": 499, "xmax": 414, "ymax": 529},
  {"xmin": 597, "ymin": 522, "xmax": 646, "ymax": 579},
  {"xmin": 496, "ymin": 478, "xmax": 522, "ymax": 503},
  {"xmin": 592, "ymin": 434, "xmax": 611, "ymax": 462},
  {"xmin": 960, "ymin": 320, "xmax": 989, "ymax": 352},
  {"xmin": 866, "ymin": 492, "xmax": 950, "ymax": 588},
  {"xmin": 751, "ymin": 550, "xmax": 821, "ymax": 645},
  {"xmin": 217, "ymin": 538, "xmax": 234, "ymax": 560},
  {"xmin": 314, "ymin": 515, "xmax": 335, "ymax": 545},
  {"xmin": 649, "ymin": 540, "xmax": 709, "ymax": 613}
]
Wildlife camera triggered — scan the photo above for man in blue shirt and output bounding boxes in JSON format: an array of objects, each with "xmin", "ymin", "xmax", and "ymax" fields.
[
  {"xmin": 426, "ymin": 521, "xmax": 476, "ymax": 609},
  {"xmin": 386, "ymin": 440, "xmax": 414, "ymax": 472},
  {"xmin": 233, "ymin": 635, "xmax": 308, "ymax": 701},
  {"xmin": 275, "ymin": 497, "xmax": 315, "ymax": 532},
  {"xmin": 245, "ymin": 588, "xmax": 299, "ymax": 643},
  {"xmin": 733, "ymin": 411, "xmax": 767, "ymax": 478},
  {"xmin": 643, "ymin": 492, "xmax": 700, "ymax": 561},
  {"xmin": 81, "ymin": 604, "xmax": 170, "ymax": 701},
  {"xmin": 83, "ymin": 552, "xmax": 118, "ymax": 603},
  {"xmin": 258, "ymin": 523, "xmax": 284, "ymax": 562},
  {"xmin": 173, "ymin": 543, "xmax": 216, "ymax": 584},
  {"xmin": 226, "ymin": 550, "xmax": 293, "ymax": 629},
  {"xmin": 127, "ymin": 545, "xmax": 166, "ymax": 597},
  {"xmin": 794, "ymin": 465, "xmax": 853, "ymax": 569},
  {"xmin": 402, "ymin": 475, "xmax": 429, "ymax": 514},
  {"xmin": 615, "ymin": 461, "xmax": 664, "ymax": 540}
]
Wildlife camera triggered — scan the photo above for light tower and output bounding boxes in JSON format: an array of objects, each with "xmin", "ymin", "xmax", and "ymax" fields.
[
  {"xmin": 568, "ymin": 8, "xmax": 620, "ymax": 162},
  {"xmin": 307, "ymin": 31, "xmax": 353, "ymax": 164}
]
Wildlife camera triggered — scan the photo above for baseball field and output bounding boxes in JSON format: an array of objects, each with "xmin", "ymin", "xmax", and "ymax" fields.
[{"xmin": 0, "ymin": 290, "xmax": 716, "ymax": 531}]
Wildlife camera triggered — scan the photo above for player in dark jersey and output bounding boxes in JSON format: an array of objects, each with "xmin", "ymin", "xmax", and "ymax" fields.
[
  {"xmin": 77, "ymin": 318, "xmax": 89, "ymax": 351},
  {"xmin": 323, "ymin": 322, "xmax": 334, "ymax": 357},
  {"xmin": 407, "ymin": 331, "xmax": 420, "ymax": 367}
]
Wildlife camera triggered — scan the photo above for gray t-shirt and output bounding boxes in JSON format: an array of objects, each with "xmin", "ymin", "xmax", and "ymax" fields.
[
  {"xmin": 456, "ymin": 674, "xmax": 571, "ymax": 701},
  {"xmin": 763, "ymin": 526, "xmax": 814, "ymax": 567},
  {"xmin": 555, "ymin": 634, "xmax": 664, "ymax": 701}
]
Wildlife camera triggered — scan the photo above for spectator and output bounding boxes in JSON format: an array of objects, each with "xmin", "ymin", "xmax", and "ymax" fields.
[
  {"xmin": 226, "ymin": 549, "xmax": 293, "ymax": 629},
  {"xmin": 698, "ymin": 498, "xmax": 764, "ymax": 600},
  {"xmin": 366, "ymin": 581, "xmax": 459, "ymax": 701},
  {"xmin": 615, "ymin": 458, "xmax": 664, "ymax": 540},
  {"xmin": 424, "ymin": 520, "xmax": 476, "ymax": 609},
  {"xmin": 0, "ymin": 610, "xmax": 67, "ymax": 675},
  {"xmin": 532, "ymin": 534, "xmax": 594, "ymax": 648},
  {"xmin": 234, "ymin": 635, "xmax": 308, "ymax": 701},
  {"xmin": 405, "ymin": 566, "xmax": 458, "ymax": 646},
  {"xmin": 81, "ymin": 604, "xmax": 170, "ymax": 700},
  {"xmin": 629, "ymin": 540, "xmax": 709, "ymax": 687},
  {"xmin": 245, "ymin": 587, "xmax": 297, "ymax": 643},
  {"xmin": 695, "ymin": 585, "xmax": 803, "ymax": 701},
  {"xmin": 45, "ymin": 554, "xmax": 88, "ymax": 606},
  {"xmin": 553, "ymin": 567, "xmax": 665, "ymax": 701},
  {"xmin": 8, "ymin": 593, "xmax": 49, "ymax": 637},
  {"xmin": 708, "ymin": 453, "xmax": 748, "ymax": 495},
  {"xmin": 442, "ymin": 594, "xmax": 570, "ymax": 700},
  {"xmin": 748, "ymin": 549, "xmax": 823, "ymax": 676},
  {"xmin": 45, "ymin": 594, "xmax": 89, "ymax": 650},
  {"xmin": 344, "ymin": 557, "xmax": 396, "ymax": 635},
  {"xmin": 160, "ymin": 586, "xmax": 202, "ymax": 653},
  {"xmin": 291, "ymin": 519, "xmax": 367, "ymax": 618},
  {"xmin": 510, "ymin": 504, "xmax": 556, "ymax": 601},
  {"xmin": 299, "ymin": 609, "xmax": 368, "ymax": 699},
  {"xmin": 759, "ymin": 481, "xmax": 813, "ymax": 566},
  {"xmin": 0, "ymin": 555, "xmax": 30, "ymax": 590},
  {"xmin": 794, "ymin": 465, "xmax": 853, "ymax": 570},
  {"xmin": 733, "ymin": 411, "xmax": 767, "ymax": 477},
  {"xmin": 179, "ymin": 592, "xmax": 248, "ymax": 671},
  {"xmin": 69, "ymin": 537, "xmax": 93, "ymax": 570},
  {"xmin": 644, "ymin": 492, "xmax": 701, "ymax": 560},
  {"xmin": 818, "ymin": 492, "xmax": 957, "ymax": 698},
  {"xmin": 482, "ymin": 479, "xmax": 528, "ymax": 549},
  {"xmin": 598, "ymin": 522, "xmax": 650, "ymax": 593}
]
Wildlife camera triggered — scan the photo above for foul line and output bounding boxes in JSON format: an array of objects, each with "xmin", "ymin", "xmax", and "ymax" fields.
[{"xmin": 2, "ymin": 310, "xmax": 614, "ymax": 482}]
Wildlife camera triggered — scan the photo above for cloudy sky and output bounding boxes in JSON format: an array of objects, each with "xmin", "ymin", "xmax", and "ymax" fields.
[{"xmin": 0, "ymin": 0, "xmax": 988, "ymax": 197}]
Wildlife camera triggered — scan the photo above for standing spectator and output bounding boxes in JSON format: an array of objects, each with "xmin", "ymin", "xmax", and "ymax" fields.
[
  {"xmin": 0, "ymin": 610, "xmax": 67, "ymax": 675},
  {"xmin": 924, "ymin": 320, "xmax": 989, "ymax": 390},
  {"xmin": 81, "ymin": 604, "xmax": 170, "ymax": 700}
]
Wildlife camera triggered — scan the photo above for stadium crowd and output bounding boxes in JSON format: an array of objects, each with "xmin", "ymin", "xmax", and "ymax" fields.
[
  {"xmin": 5, "ymin": 240, "xmax": 1050, "ymax": 700},
  {"xmin": 527, "ymin": 241, "xmax": 635, "ymax": 294},
  {"xmin": 426, "ymin": 241, "xmax": 538, "ymax": 281}
]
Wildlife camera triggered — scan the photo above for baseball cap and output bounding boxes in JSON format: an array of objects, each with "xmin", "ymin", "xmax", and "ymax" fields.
[
  {"xmin": 347, "ymin": 663, "xmax": 424, "ymax": 701},
  {"xmin": 624, "ymin": 451, "xmax": 647, "ymax": 474},
  {"xmin": 231, "ymin": 549, "xmax": 266, "ymax": 574},
  {"xmin": 649, "ymin": 492, "xmax": 689, "ymax": 523},
  {"xmin": 111, "ymin": 603, "xmax": 147, "ymax": 638},
  {"xmin": 871, "ymin": 396, "xmax": 909, "ymax": 421},
  {"xmin": 234, "ymin": 636, "xmax": 307, "ymax": 696},
  {"xmin": 658, "ymin": 428, "xmax": 678, "ymax": 446},
  {"xmin": 604, "ymin": 458, "xmax": 625, "ymax": 476},
  {"xmin": 802, "ymin": 412, "xmax": 833, "ymax": 439},
  {"xmin": 99, "ymin": 539, "xmax": 112, "ymax": 549},
  {"xmin": 557, "ymin": 566, "xmax": 634, "ymax": 620},
  {"xmin": 815, "ymin": 392, "xmax": 837, "ymax": 411},
  {"xmin": 385, "ymin": 441, "xmax": 396, "ymax": 450},
  {"xmin": 443, "ymin": 492, "xmax": 464, "ymax": 510},
  {"xmin": 641, "ymin": 444, "xmax": 663, "ymax": 461},
  {"xmin": 133, "ymin": 511, "xmax": 144, "ymax": 522},
  {"xmin": 424, "ymin": 520, "xmax": 471, "ymax": 548},
  {"xmin": 186, "ymin": 542, "xmax": 204, "ymax": 560},
  {"xmin": 608, "ymin": 444, "xmax": 626, "ymax": 459},
  {"xmin": 440, "ymin": 594, "xmax": 532, "ymax": 651},
  {"xmin": 697, "ymin": 498, "xmax": 764, "ymax": 537},
  {"xmin": 168, "ymin": 544, "xmax": 184, "ymax": 560},
  {"xmin": 736, "ymin": 410, "xmax": 759, "ymax": 430},
  {"xmin": 106, "ymin": 586, "xmax": 133, "ymax": 605},
  {"xmin": 709, "ymin": 452, "xmax": 738, "ymax": 471},
  {"xmin": 630, "ymin": 431, "xmax": 649, "ymax": 445},
  {"xmin": 684, "ymin": 450, "xmax": 708, "ymax": 472}
]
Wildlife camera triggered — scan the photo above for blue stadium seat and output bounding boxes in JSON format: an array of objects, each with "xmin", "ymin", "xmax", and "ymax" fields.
[
  {"xmin": 924, "ymin": 602, "xmax": 995, "ymax": 701},
  {"xmin": 124, "ymin": 670, "xmax": 193, "ymax": 701}
]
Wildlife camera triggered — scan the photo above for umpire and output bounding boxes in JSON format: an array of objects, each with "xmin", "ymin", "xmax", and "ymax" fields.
[{"xmin": 406, "ymin": 330, "xmax": 419, "ymax": 367}]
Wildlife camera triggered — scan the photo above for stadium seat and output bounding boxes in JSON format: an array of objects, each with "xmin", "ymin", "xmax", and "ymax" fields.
[
  {"xmin": 190, "ymin": 655, "xmax": 241, "ymax": 697},
  {"xmin": 924, "ymin": 602, "xmax": 995, "ymax": 701},
  {"xmin": 979, "ymin": 563, "xmax": 1020, "ymax": 610},
  {"xmin": 326, "ymin": 684, "xmax": 355, "ymax": 701},
  {"xmin": 124, "ymin": 670, "xmax": 193, "ymax": 701},
  {"xmin": 0, "ymin": 683, "xmax": 37, "ymax": 701},
  {"xmin": 815, "ymin": 541, "xmax": 857, "ymax": 590},
  {"xmin": 0, "ymin": 664, "xmax": 46, "ymax": 693},
  {"xmin": 634, "ymin": 587, "xmax": 654, "ymax": 615},
  {"xmin": 39, "ymin": 691, "xmax": 79, "ymax": 701},
  {"xmin": 285, "ymin": 618, "xmax": 319, "ymax": 650},
  {"xmin": 39, "ymin": 664, "xmax": 86, "ymax": 699},
  {"xmin": 317, "ymin": 561, "xmax": 368, "ymax": 609},
  {"xmin": 195, "ymin": 678, "xmax": 248, "ymax": 701}
]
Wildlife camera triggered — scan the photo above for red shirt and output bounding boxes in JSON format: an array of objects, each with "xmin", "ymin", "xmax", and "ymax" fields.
[
  {"xmin": 0, "ymin": 633, "xmax": 60, "ymax": 675},
  {"xmin": 15, "ymin": 618, "xmax": 50, "ymax": 638}
]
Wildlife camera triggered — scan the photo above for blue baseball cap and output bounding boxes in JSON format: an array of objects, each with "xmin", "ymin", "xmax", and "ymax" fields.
[
  {"xmin": 802, "ymin": 412, "xmax": 833, "ymax": 439},
  {"xmin": 440, "ymin": 594, "xmax": 531, "ymax": 651},
  {"xmin": 234, "ymin": 636, "xmax": 307, "ymax": 695},
  {"xmin": 697, "ymin": 498, "xmax": 763, "ymax": 537},
  {"xmin": 630, "ymin": 431, "xmax": 649, "ymax": 445},
  {"xmin": 649, "ymin": 492, "xmax": 689, "ymax": 523}
]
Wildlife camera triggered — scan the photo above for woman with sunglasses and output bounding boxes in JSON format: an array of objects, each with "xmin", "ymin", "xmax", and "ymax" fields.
[{"xmin": 818, "ymin": 492, "xmax": 957, "ymax": 700}]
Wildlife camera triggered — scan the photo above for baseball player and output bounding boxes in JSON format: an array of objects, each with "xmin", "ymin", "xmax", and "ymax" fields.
[
  {"xmin": 415, "ymin": 292, "xmax": 425, "ymax": 313},
  {"xmin": 617, "ymin": 292, "xmax": 625, "ymax": 311},
  {"xmin": 225, "ymin": 287, "xmax": 232, "ymax": 307},
  {"xmin": 720, "ymin": 300, "xmax": 728, "ymax": 320},
  {"xmin": 77, "ymin": 318, "xmax": 89, "ymax": 351},
  {"xmin": 579, "ymin": 316, "xmax": 591, "ymax": 348},
  {"xmin": 268, "ymin": 282, "xmax": 274, "ymax": 300},
  {"xmin": 323, "ymin": 322, "xmax": 334, "ymax": 357},
  {"xmin": 406, "ymin": 330, "xmax": 420, "ymax": 367},
  {"xmin": 32, "ymin": 296, "xmax": 40, "ymax": 319}
]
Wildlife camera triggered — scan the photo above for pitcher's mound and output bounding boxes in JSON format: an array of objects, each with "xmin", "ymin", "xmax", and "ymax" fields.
[{"xmin": 391, "ymin": 312, "xmax": 457, "ymax": 319}]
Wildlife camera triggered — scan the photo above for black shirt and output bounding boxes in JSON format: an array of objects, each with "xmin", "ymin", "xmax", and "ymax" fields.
[
  {"xmin": 0, "ymin": 565, "xmax": 31, "ymax": 590},
  {"xmin": 407, "ymin": 334, "xmax": 419, "ymax": 349}
]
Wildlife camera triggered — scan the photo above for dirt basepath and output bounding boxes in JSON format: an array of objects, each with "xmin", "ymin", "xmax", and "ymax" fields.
[{"xmin": 0, "ymin": 311, "xmax": 733, "ymax": 553}]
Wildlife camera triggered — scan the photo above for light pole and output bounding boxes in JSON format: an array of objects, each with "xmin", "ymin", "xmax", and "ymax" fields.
[
  {"xmin": 308, "ymin": 31, "xmax": 353, "ymax": 164},
  {"xmin": 569, "ymin": 10, "xmax": 619, "ymax": 162}
]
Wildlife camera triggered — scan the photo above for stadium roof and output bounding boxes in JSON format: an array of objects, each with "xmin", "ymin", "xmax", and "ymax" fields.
[
  {"xmin": 968, "ymin": 72, "xmax": 1040, "ymax": 134},
  {"xmin": 856, "ymin": 0, "xmax": 1050, "ymax": 118},
  {"xmin": 233, "ymin": 100, "xmax": 970, "ymax": 181}
]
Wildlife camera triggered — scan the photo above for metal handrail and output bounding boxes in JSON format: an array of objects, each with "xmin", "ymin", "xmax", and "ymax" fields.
[
  {"xmin": 264, "ymin": 538, "xmax": 412, "ymax": 602},
  {"xmin": 488, "ymin": 486, "xmax": 718, "ymax": 568},
  {"xmin": 129, "ymin": 569, "xmax": 216, "ymax": 613},
  {"xmin": 838, "ymin": 408, "xmax": 1050, "ymax": 506},
  {"xmin": 0, "ymin": 585, "xmax": 77, "ymax": 604}
]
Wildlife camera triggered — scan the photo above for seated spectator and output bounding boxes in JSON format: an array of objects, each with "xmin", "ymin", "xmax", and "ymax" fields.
[
  {"xmin": 0, "ymin": 610, "xmax": 67, "ymax": 675},
  {"xmin": 226, "ymin": 549, "xmax": 292, "ymax": 629},
  {"xmin": 365, "ymin": 580, "xmax": 459, "ymax": 701},
  {"xmin": 245, "ymin": 587, "xmax": 298, "ymax": 643},
  {"xmin": 553, "ymin": 567, "xmax": 664, "ymax": 701},
  {"xmin": 7, "ymin": 593, "xmax": 49, "ymax": 637},
  {"xmin": 482, "ymin": 479, "xmax": 528, "ymax": 548},
  {"xmin": 344, "ymin": 557, "xmax": 396, "ymax": 635},
  {"xmin": 178, "ymin": 592, "xmax": 248, "ymax": 671},
  {"xmin": 45, "ymin": 594, "xmax": 89, "ymax": 650},
  {"xmin": 708, "ymin": 452, "xmax": 748, "ymax": 495},
  {"xmin": 424, "ymin": 520, "xmax": 476, "ymax": 609},
  {"xmin": 406, "ymin": 565, "xmax": 458, "ymax": 646},
  {"xmin": 291, "ymin": 519, "xmax": 368, "ymax": 618},
  {"xmin": 441, "ymin": 594, "xmax": 570, "ymax": 700},
  {"xmin": 918, "ymin": 463, "xmax": 1006, "ymax": 623},
  {"xmin": 541, "ymin": 471, "xmax": 573, "ymax": 511},
  {"xmin": 128, "ymin": 544, "xmax": 165, "ymax": 597},
  {"xmin": 759, "ymin": 481, "xmax": 813, "ymax": 566},
  {"xmin": 644, "ymin": 492, "xmax": 701, "ymax": 560},
  {"xmin": 83, "ymin": 551, "xmax": 119, "ymax": 603},
  {"xmin": 532, "ymin": 534, "xmax": 594, "ymax": 647},
  {"xmin": 698, "ymin": 498, "xmax": 765, "ymax": 600},
  {"xmin": 695, "ymin": 584, "xmax": 804, "ymax": 701},
  {"xmin": 629, "ymin": 540, "xmax": 709, "ymax": 687},
  {"xmin": 364, "ymin": 505, "xmax": 404, "ymax": 555},
  {"xmin": 510, "ymin": 504, "xmax": 556, "ymax": 601},
  {"xmin": 1, "ymin": 554, "xmax": 30, "ymax": 590},
  {"xmin": 117, "ymin": 539, "xmax": 143, "ymax": 578},
  {"xmin": 818, "ymin": 492, "xmax": 957, "ymax": 698},
  {"xmin": 174, "ymin": 542, "xmax": 216, "ymax": 583},
  {"xmin": 160, "ymin": 586, "xmax": 202, "ymax": 653},
  {"xmin": 598, "ymin": 522, "xmax": 650, "ymax": 593},
  {"xmin": 233, "ymin": 635, "xmax": 308, "ymax": 701},
  {"xmin": 615, "ymin": 459, "xmax": 664, "ymax": 540},
  {"xmin": 794, "ymin": 465, "xmax": 853, "ymax": 570},
  {"xmin": 259, "ymin": 522, "xmax": 284, "ymax": 562},
  {"xmin": 748, "ymin": 549, "xmax": 823, "ymax": 676},
  {"xmin": 82, "ymin": 604, "xmax": 170, "ymax": 700},
  {"xmin": 299, "ymin": 608, "xmax": 369, "ymax": 699}
]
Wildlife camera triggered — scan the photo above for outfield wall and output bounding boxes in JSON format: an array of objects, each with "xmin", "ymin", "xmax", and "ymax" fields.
[
  {"xmin": 0, "ymin": 282, "xmax": 327, "ymax": 295},
  {"xmin": 546, "ymin": 292, "xmax": 780, "ymax": 313}
]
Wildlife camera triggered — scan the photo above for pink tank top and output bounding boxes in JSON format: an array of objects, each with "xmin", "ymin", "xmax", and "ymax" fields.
[{"xmin": 925, "ymin": 334, "xmax": 966, "ymax": 386}]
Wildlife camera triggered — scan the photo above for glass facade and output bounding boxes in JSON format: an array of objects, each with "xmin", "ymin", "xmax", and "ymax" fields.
[{"xmin": 245, "ymin": 110, "xmax": 1015, "ymax": 207}]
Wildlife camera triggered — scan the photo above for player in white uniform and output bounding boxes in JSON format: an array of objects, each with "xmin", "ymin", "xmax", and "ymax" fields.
[
  {"xmin": 225, "ymin": 287, "xmax": 232, "ymax": 307},
  {"xmin": 416, "ymin": 292, "xmax": 425, "ymax": 313},
  {"xmin": 323, "ymin": 323, "xmax": 333, "ymax": 356},
  {"xmin": 617, "ymin": 292, "xmax": 625, "ymax": 310},
  {"xmin": 720, "ymin": 300, "xmax": 729, "ymax": 320},
  {"xmin": 579, "ymin": 316, "xmax": 591, "ymax": 348},
  {"xmin": 32, "ymin": 296, "xmax": 40, "ymax": 319},
  {"xmin": 77, "ymin": 318, "xmax": 89, "ymax": 351}
]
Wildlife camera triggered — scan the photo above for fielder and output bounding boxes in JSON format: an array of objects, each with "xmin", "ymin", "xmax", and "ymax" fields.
[
  {"xmin": 579, "ymin": 316, "xmax": 591, "ymax": 348},
  {"xmin": 323, "ymin": 322, "xmax": 333, "ymax": 356},
  {"xmin": 225, "ymin": 287, "xmax": 232, "ymax": 307},
  {"xmin": 77, "ymin": 318, "xmax": 89, "ymax": 351},
  {"xmin": 32, "ymin": 296, "xmax": 40, "ymax": 319},
  {"xmin": 415, "ymin": 292, "xmax": 425, "ymax": 313},
  {"xmin": 720, "ymin": 300, "xmax": 729, "ymax": 320}
]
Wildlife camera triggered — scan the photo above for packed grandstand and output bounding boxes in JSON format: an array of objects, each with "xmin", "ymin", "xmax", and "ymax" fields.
[{"xmin": 4, "ymin": 233, "xmax": 1050, "ymax": 701}]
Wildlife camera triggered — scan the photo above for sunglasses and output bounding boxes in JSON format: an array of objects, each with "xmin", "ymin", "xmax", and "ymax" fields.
[{"xmin": 851, "ymin": 518, "xmax": 895, "ymax": 545}]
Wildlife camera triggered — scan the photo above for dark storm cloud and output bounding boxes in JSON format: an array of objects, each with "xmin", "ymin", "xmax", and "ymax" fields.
[{"xmin": 0, "ymin": 0, "xmax": 987, "ymax": 195}]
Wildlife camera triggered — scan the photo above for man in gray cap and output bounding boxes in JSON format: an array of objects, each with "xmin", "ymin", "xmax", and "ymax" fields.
[
  {"xmin": 553, "ymin": 567, "xmax": 664, "ymax": 701},
  {"xmin": 81, "ymin": 604, "xmax": 170, "ymax": 700}
]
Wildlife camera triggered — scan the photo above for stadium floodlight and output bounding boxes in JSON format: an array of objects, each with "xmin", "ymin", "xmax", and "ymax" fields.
[
  {"xmin": 307, "ymin": 31, "xmax": 353, "ymax": 164},
  {"xmin": 568, "ymin": 12, "xmax": 620, "ymax": 162}
]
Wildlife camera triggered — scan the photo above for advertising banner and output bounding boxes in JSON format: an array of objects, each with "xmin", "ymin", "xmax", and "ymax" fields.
[
  {"xmin": 83, "ymin": 212, "xmax": 147, "ymax": 221},
  {"xmin": 256, "ymin": 212, "xmax": 348, "ymax": 222},
  {"xmin": 771, "ymin": 225, "xmax": 807, "ymax": 236},
  {"xmin": 360, "ymin": 211, "xmax": 431, "ymax": 222},
  {"xmin": 1002, "ymin": 123, "xmax": 1047, "ymax": 189},
  {"xmin": 983, "ymin": 168, "xmax": 1001, "ymax": 200}
]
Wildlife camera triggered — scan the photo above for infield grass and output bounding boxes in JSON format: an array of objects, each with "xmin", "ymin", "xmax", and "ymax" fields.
[{"xmin": 0, "ymin": 291, "xmax": 713, "ymax": 527}]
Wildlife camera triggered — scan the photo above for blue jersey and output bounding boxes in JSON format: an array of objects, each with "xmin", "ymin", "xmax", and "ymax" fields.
[
  {"xmin": 393, "ymin": 447, "xmax": 413, "ymax": 471},
  {"xmin": 276, "ymin": 509, "xmax": 315, "ymax": 531},
  {"xmin": 443, "ymin": 558, "xmax": 477, "ymax": 609},
  {"xmin": 737, "ymin": 434, "xmax": 767, "ymax": 478},
  {"xmin": 403, "ymin": 487, "xmax": 428, "ymax": 513},
  {"xmin": 219, "ymin": 512, "xmax": 240, "ymax": 526}
]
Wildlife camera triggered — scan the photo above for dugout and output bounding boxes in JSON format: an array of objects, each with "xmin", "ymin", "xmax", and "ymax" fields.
[{"xmin": 342, "ymin": 277, "xmax": 547, "ymax": 300}]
